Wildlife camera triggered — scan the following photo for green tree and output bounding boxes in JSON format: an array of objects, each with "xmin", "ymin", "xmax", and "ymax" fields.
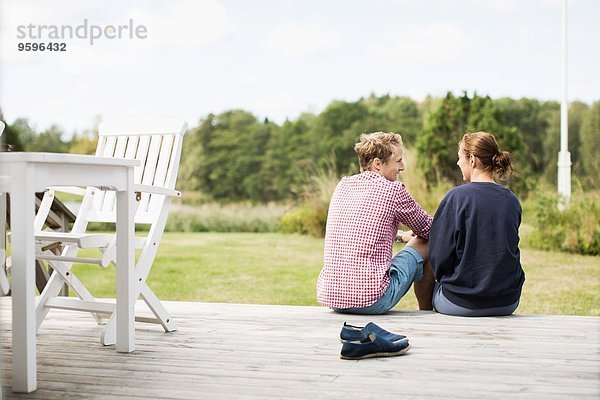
[
  {"xmin": 541, "ymin": 102, "xmax": 561, "ymax": 184},
  {"xmin": 260, "ymin": 114, "xmax": 315, "ymax": 200},
  {"xmin": 178, "ymin": 115, "xmax": 212, "ymax": 192},
  {"xmin": 10, "ymin": 118, "xmax": 36, "ymax": 146},
  {"xmin": 542, "ymin": 101, "xmax": 588, "ymax": 186},
  {"xmin": 0, "ymin": 123, "xmax": 24, "ymax": 151},
  {"xmin": 417, "ymin": 92, "xmax": 531, "ymax": 195},
  {"xmin": 25, "ymin": 125, "xmax": 69, "ymax": 153},
  {"xmin": 241, "ymin": 120, "xmax": 277, "ymax": 201},
  {"xmin": 309, "ymin": 100, "xmax": 370, "ymax": 174},
  {"xmin": 69, "ymin": 133, "xmax": 98, "ymax": 155},
  {"xmin": 417, "ymin": 95, "xmax": 442, "ymax": 130},
  {"xmin": 416, "ymin": 92, "xmax": 470, "ymax": 184},
  {"xmin": 69, "ymin": 115, "xmax": 100, "ymax": 155},
  {"xmin": 0, "ymin": 114, "xmax": 35, "ymax": 151},
  {"xmin": 359, "ymin": 95, "xmax": 422, "ymax": 144},
  {"xmin": 495, "ymin": 98, "xmax": 551, "ymax": 175},
  {"xmin": 184, "ymin": 110, "xmax": 272, "ymax": 201},
  {"xmin": 579, "ymin": 101, "xmax": 600, "ymax": 189},
  {"xmin": 566, "ymin": 101, "xmax": 589, "ymax": 180}
]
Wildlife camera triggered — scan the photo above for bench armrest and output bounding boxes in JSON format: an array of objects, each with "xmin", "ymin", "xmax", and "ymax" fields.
[
  {"xmin": 48, "ymin": 186, "xmax": 86, "ymax": 196},
  {"xmin": 133, "ymin": 184, "xmax": 182, "ymax": 198}
]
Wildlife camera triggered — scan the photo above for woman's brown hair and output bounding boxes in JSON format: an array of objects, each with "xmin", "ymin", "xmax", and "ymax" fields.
[{"xmin": 460, "ymin": 131, "xmax": 513, "ymax": 178}]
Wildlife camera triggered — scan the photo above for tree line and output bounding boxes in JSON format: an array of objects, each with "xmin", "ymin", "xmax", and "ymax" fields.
[{"xmin": 1, "ymin": 92, "xmax": 598, "ymax": 201}]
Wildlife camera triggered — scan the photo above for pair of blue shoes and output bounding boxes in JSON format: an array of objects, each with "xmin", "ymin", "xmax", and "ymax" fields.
[{"xmin": 340, "ymin": 322, "xmax": 410, "ymax": 360}]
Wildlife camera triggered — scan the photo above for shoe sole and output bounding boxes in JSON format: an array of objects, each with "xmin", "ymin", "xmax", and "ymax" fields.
[
  {"xmin": 340, "ymin": 345, "xmax": 410, "ymax": 360},
  {"xmin": 339, "ymin": 337, "xmax": 409, "ymax": 344}
]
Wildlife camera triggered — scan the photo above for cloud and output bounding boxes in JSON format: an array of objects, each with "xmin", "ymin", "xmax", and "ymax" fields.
[
  {"xmin": 71, "ymin": 80, "xmax": 94, "ymax": 96},
  {"xmin": 1, "ymin": 0, "xmax": 101, "ymax": 29},
  {"xmin": 57, "ymin": 45, "xmax": 145, "ymax": 73},
  {"xmin": 370, "ymin": 23, "xmax": 474, "ymax": 64},
  {"xmin": 233, "ymin": 70, "xmax": 261, "ymax": 85},
  {"xmin": 264, "ymin": 23, "xmax": 341, "ymax": 57},
  {"xmin": 508, "ymin": 26, "xmax": 545, "ymax": 49},
  {"xmin": 486, "ymin": 0, "xmax": 520, "ymax": 12},
  {"xmin": 133, "ymin": 0, "xmax": 235, "ymax": 48}
]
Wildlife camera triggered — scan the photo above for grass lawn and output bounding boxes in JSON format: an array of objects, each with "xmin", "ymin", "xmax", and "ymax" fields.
[{"xmin": 69, "ymin": 232, "xmax": 600, "ymax": 315}]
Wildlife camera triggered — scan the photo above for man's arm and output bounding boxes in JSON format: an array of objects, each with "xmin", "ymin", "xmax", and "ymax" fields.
[{"xmin": 395, "ymin": 185, "xmax": 433, "ymax": 239}]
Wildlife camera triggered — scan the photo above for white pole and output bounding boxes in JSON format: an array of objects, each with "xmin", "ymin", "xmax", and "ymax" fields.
[{"xmin": 557, "ymin": 0, "xmax": 571, "ymax": 210}]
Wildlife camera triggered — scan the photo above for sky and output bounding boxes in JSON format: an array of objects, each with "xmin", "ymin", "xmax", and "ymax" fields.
[{"xmin": 0, "ymin": 0, "xmax": 598, "ymax": 136}]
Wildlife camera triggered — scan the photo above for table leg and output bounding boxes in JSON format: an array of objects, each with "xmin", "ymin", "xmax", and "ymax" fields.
[
  {"xmin": 10, "ymin": 164, "xmax": 37, "ymax": 392},
  {"xmin": 115, "ymin": 169, "xmax": 135, "ymax": 353},
  {"xmin": 0, "ymin": 192, "xmax": 9, "ymax": 295}
]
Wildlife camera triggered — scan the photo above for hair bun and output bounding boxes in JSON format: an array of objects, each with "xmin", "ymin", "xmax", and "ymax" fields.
[{"xmin": 492, "ymin": 153, "xmax": 501, "ymax": 167}]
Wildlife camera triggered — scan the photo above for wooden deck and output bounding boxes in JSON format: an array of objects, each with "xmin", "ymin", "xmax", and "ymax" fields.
[{"xmin": 1, "ymin": 297, "xmax": 599, "ymax": 399}]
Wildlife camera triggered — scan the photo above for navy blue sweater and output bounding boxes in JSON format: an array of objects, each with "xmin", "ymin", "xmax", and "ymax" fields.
[{"xmin": 430, "ymin": 182, "xmax": 525, "ymax": 309}]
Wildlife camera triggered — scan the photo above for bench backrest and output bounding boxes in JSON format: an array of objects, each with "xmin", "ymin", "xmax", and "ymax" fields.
[{"xmin": 85, "ymin": 119, "xmax": 187, "ymax": 224}]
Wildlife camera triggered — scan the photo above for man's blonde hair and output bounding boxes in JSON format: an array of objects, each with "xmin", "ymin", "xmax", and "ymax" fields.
[{"xmin": 354, "ymin": 132, "xmax": 403, "ymax": 171}]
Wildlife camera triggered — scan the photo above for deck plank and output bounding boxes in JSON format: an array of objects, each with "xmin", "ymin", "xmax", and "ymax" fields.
[{"xmin": 1, "ymin": 298, "xmax": 599, "ymax": 399}]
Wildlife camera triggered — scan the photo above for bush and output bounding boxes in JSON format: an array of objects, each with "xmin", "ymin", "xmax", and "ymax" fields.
[
  {"xmin": 277, "ymin": 160, "xmax": 338, "ymax": 237},
  {"xmin": 278, "ymin": 205, "xmax": 329, "ymax": 237},
  {"xmin": 523, "ymin": 189, "xmax": 600, "ymax": 255}
]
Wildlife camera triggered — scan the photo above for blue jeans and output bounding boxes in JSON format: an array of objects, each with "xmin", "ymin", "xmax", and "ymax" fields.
[
  {"xmin": 332, "ymin": 246, "xmax": 424, "ymax": 315},
  {"xmin": 432, "ymin": 282, "xmax": 519, "ymax": 317}
]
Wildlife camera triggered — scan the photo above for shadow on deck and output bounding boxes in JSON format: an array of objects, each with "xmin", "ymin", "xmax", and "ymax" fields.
[{"xmin": 1, "ymin": 297, "xmax": 599, "ymax": 399}]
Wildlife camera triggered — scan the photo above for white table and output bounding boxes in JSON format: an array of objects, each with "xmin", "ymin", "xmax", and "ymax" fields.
[{"xmin": 0, "ymin": 152, "xmax": 140, "ymax": 393}]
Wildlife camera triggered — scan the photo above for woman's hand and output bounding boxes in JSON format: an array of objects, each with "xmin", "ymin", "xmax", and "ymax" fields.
[{"xmin": 396, "ymin": 230, "xmax": 415, "ymax": 243}]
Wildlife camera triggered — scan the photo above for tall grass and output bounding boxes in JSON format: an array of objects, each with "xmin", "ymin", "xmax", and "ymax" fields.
[
  {"xmin": 396, "ymin": 147, "xmax": 452, "ymax": 215},
  {"xmin": 522, "ymin": 188, "xmax": 600, "ymax": 255},
  {"xmin": 278, "ymin": 159, "xmax": 339, "ymax": 237},
  {"xmin": 166, "ymin": 203, "xmax": 287, "ymax": 233}
]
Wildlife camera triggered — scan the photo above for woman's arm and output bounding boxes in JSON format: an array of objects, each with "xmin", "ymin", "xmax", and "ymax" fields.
[{"xmin": 429, "ymin": 196, "xmax": 458, "ymax": 279}]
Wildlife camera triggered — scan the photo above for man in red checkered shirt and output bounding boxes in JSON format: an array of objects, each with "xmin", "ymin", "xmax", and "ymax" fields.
[{"xmin": 317, "ymin": 132, "xmax": 434, "ymax": 314}]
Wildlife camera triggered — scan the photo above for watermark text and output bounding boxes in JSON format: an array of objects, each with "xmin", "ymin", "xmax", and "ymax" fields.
[{"xmin": 16, "ymin": 19, "xmax": 147, "ymax": 46}]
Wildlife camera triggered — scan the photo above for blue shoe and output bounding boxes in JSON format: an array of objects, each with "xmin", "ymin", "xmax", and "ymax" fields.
[
  {"xmin": 340, "ymin": 322, "xmax": 408, "ymax": 343},
  {"xmin": 340, "ymin": 333, "xmax": 410, "ymax": 360}
]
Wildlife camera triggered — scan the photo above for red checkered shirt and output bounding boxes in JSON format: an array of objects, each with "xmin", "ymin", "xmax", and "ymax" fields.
[{"xmin": 317, "ymin": 171, "xmax": 432, "ymax": 309}]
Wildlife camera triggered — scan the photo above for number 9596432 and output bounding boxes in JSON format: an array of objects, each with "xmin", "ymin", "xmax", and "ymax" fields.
[{"xmin": 17, "ymin": 42, "xmax": 66, "ymax": 51}]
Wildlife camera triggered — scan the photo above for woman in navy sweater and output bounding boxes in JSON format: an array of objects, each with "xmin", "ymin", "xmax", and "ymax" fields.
[{"xmin": 429, "ymin": 131, "xmax": 525, "ymax": 316}]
